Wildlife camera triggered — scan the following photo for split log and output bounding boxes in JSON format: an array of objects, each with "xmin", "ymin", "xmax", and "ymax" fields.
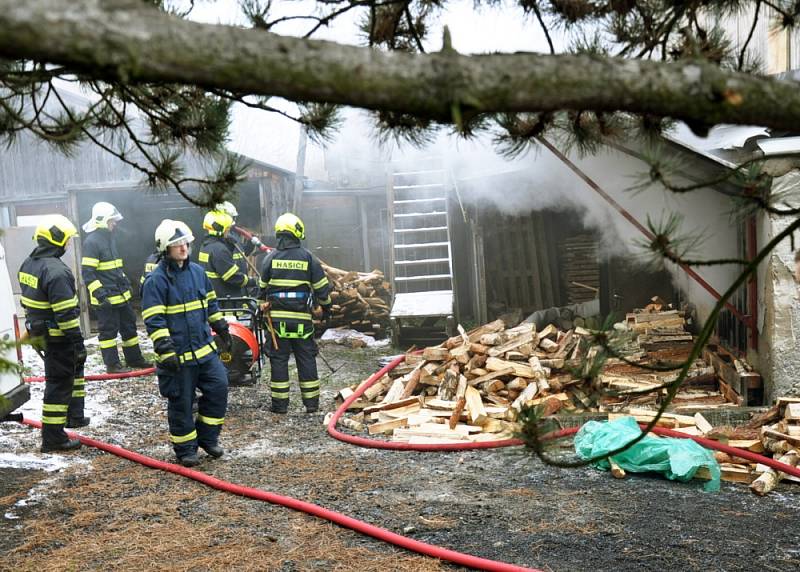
[
  {"xmin": 486, "ymin": 357, "xmax": 535, "ymax": 378},
  {"xmin": 750, "ymin": 450, "xmax": 799, "ymax": 495},
  {"xmin": 465, "ymin": 385, "xmax": 488, "ymax": 425}
]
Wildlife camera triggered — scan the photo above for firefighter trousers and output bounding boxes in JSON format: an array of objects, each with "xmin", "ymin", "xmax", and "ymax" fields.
[
  {"xmin": 95, "ymin": 302, "xmax": 145, "ymax": 367},
  {"xmin": 157, "ymin": 357, "xmax": 229, "ymax": 459},
  {"xmin": 41, "ymin": 340, "xmax": 86, "ymax": 446},
  {"xmin": 268, "ymin": 336, "xmax": 320, "ymax": 413}
]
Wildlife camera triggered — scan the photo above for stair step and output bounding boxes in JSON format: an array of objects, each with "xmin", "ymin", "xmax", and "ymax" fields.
[
  {"xmin": 393, "ymin": 170, "xmax": 445, "ymax": 177},
  {"xmin": 395, "ymin": 258, "xmax": 450, "ymax": 266},
  {"xmin": 393, "ymin": 198, "xmax": 446, "ymax": 205},
  {"xmin": 395, "ymin": 274, "xmax": 453, "ymax": 282},
  {"xmin": 393, "ymin": 183, "xmax": 445, "ymax": 190},
  {"xmin": 394, "ymin": 211, "xmax": 447, "ymax": 218},
  {"xmin": 394, "ymin": 226, "xmax": 448, "ymax": 233},
  {"xmin": 394, "ymin": 242, "xmax": 450, "ymax": 249}
]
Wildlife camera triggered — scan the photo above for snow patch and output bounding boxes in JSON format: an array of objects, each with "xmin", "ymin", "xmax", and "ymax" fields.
[{"xmin": 0, "ymin": 452, "xmax": 75, "ymax": 472}]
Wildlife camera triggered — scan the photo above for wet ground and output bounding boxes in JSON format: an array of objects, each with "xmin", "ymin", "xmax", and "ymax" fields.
[{"xmin": 2, "ymin": 342, "xmax": 799, "ymax": 571}]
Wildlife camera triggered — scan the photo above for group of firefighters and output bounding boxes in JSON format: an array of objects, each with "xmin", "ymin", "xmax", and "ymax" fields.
[{"xmin": 18, "ymin": 201, "xmax": 332, "ymax": 467}]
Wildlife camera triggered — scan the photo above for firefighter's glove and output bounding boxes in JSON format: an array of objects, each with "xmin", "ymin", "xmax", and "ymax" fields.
[
  {"xmin": 160, "ymin": 354, "xmax": 181, "ymax": 373},
  {"xmin": 321, "ymin": 306, "xmax": 331, "ymax": 323},
  {"xmin": 98, "ymin": 297, "xmax": 113, "ymax": 310},
  {"xmin": 216, "ymin": 329, "xmax": 233, "ymax": 355}
]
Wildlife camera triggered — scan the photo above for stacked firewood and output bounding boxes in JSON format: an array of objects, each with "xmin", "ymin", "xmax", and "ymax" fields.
[
  {"xmin": 335, "ymin": 316, "xmax": 736, "ymax": 444},
  {"xmin": 321, "ymin": 264, "xmax": 391, "ymax": 338}
]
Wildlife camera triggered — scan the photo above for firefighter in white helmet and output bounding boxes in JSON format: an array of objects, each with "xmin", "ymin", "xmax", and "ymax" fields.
[
  {"xmin": 141, "ymin": 219, "xmax": 232, "ymax": 467},
  {"xmin": 81, "ymin": 202, "xmax": 150, "ymax": 373}
]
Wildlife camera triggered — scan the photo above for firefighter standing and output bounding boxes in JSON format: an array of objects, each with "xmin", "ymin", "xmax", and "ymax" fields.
[
  {"xmin": 259, "ymin": 213, "xmax": 331, "ymax": 414},
  {"xmin": 81, "ymin": 202, "xmax": 151, "ymax": 373},
  {"xmin": 18, "ymin": 215, "xmax": 87, "ymax": 452},
  {"xmin": 198, "ymin": 209, "xmax": 258, "ymax": 304},
  {"xmin": 141, "ymin": 219, "xmax": 232, "ymax": 467}
]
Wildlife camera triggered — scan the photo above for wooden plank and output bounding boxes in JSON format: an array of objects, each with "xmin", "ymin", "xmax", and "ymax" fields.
[
  {"xmin": 694, "ymin": 412, "xmax": 714, "ymax": 434},
  {"xmin": 486, "ymin": 357, "xmax": 535, "ymax": 378},
  {"xmin": 488, "ymin": 331, "xmax": 537, "ymax": 357},
  {"xmin": 363, "ymin": 396, "xmax": 422, "ymax": 415},
  {"xmin": 381, "ymin": 403, "xmax": 423, "ymax": 418},
  {"xmin": 467, "ymin": 367, "xmax": 515, "ymax": 386},
  {"xmin": 465, "ymin": 385, "xmax": 488, "ymax": 425},
  {"xmin": 786, "ymin": 403, "xmax": 800, "ymax": 420},
  {"xmin": 422, "ymin": 347, "xmax": 450, "ymax": 361},
  {"xmin": 363, "ymin": 375, "xmax": 392, "ymax": 401},
  {"xmin": 696, "ymin": 464, "xmax": 755, "ymax": 484},
  {"xmin": 399, "ymin": 366, "xmax": 423, "ymax": 399},
  {"xmin": 381, "ymin": 379, "xmax": 405, "ymax": 404},
  {"xmin": 368, "ymin": 417, "xmax": 409, "ymax": 435},
  {"xmin": 728, "ymin": 439, "xmax": 765, "ymax": 453}
]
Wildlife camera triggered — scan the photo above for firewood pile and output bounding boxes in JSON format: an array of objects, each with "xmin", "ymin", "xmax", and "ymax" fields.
[
  {"xmin": 320, "ymin": 264, "xmax": 391, "ymax": 338},
  {"xmin": 334, "ymin": 309, "xmax": 739, "ymax": 444},
  {"xmin": 693, "ymin": 398, "xmax": 800, "ymax": 492}
]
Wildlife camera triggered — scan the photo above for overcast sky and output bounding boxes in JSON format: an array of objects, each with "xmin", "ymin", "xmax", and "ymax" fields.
[{"xmin": 182, "ymin": 0, "xmax": 566, "ymax": 177}]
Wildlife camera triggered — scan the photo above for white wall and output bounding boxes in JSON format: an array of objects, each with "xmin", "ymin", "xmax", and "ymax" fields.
[{"xmin": 758, "ymin": 172, "xmax": 800, "ymax": 399}]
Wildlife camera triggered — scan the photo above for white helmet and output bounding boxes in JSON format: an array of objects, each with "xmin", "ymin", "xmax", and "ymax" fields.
[
  {"xmin": 215, "ymin": 201, "xmax": 238, "ymax": 219},
  {"xmin": 83, "ymin": 201, "xmax": 123, "ymax": 232},
  {"xmin": 154, "ymin": 219, "xmax": 194, "ymax": 253}
]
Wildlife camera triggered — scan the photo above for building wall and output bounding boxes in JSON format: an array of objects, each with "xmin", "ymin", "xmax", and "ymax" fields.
[
  {"xmin": 758, "ymin": 172, "xmax": 800, "ymax": 399},
  {"xmin": 563, "ymin": 145, "xmax": 742, "ymax": 326}
]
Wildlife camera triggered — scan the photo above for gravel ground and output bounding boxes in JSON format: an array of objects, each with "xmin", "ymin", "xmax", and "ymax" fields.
[{"xmin": 2, "ymin": 339, "xmax": 800, "ymax": 571}]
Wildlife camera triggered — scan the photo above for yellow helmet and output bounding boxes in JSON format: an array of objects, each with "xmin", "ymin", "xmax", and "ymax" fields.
[
  {"xmin": 34, "ymin": 215, "xmax": 78, "ymax": 247},
  {"xmin": 274, "ymin": 212, "xmax": 305, "ymax": 240},
  {"xmin": 203, "ymin": 210, "xmax": 234, "ymax": 235},
  {"xmin": 155, "ymin": 219, "xmax": 195, "ymax": 253}
]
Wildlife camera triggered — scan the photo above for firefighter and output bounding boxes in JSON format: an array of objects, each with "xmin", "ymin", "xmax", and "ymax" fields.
[
  {"xmin": 81, "ymin": 202, "xmax": 151, "ymax": 373},
  {"xmin": 258, "ymin": 213, "xmax": 332, "ymax": 414},
  {"xmin": 215, "ymin": 200, "xmax": 262, "ymax": 257},
  {"xmin": 18, "ymin": 215, "xmax": 87, "ymax": 452},
  {"xmin": 141, "ymin": 219, "xmax": 232, "ymax": 467},
  {"xmin": 198, "ymin": 209, "xmax": 258, "ymax": 306},
  {"xmin": 139, "ymin": 250, "xmax": 159, "ymax": 295}
]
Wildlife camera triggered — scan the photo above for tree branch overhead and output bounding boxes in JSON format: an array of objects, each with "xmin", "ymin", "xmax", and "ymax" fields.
[{"xmin": 1, "ymin": 0, "xmax": 799, "ymax": 131}]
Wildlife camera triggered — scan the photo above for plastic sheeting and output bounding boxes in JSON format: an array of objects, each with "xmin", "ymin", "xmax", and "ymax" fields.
[{"xmin": 575, "ymin": 416, "xmax": 721, "ymax": 492}]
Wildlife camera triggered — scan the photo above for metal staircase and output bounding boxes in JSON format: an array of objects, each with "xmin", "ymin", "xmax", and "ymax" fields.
[{"xmin": 389, "ymin": 159, "xmax": 455, "ymax": 345}]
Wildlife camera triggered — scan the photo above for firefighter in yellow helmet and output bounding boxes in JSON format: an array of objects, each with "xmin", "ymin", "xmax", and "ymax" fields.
[
  {"xmin": 18, "ymin": 215, "xmax": 86, "ymax": 452},
  {"xmin": 198, "ymin": 210, "xmax": 258, "ymax": 304},
  {"xmin": 258, "ymin": 213, "xmax": 331, "ymax": 413},
  {"xmin": 81, "ymin": 201, "xmax": 150, "ymax": 373}
]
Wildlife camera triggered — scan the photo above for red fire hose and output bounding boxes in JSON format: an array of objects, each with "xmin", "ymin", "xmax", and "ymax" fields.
[
  {"xmin": 19, "ymin": 417, "xmax": 537, "ymax": 572},
  {"xmin": 231, "ymin": 226, "xmax": 273, "ymax": 253},
  {"xmin": 24, "ymin": 367, "xmax": 156, "ymax": 383}
]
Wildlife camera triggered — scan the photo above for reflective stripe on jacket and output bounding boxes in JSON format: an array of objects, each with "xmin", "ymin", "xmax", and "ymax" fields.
[
  {"xmin": 81, "ymin": 228, "xmax": 132, "ymax": 306},
  {"xmin": 198, "ymin": 235, "xmax": 252, "ymax": 300},
  {"xmin": 258, "ymin": 235, "xmax": 331, "ymax": 339},
  {"xmin": 18, "ymin": 243, "xmax": 82, "ymax": 340},
  {"xmin": 141, "ymin": 258, "xmax": 224, "ymax": 365}
]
